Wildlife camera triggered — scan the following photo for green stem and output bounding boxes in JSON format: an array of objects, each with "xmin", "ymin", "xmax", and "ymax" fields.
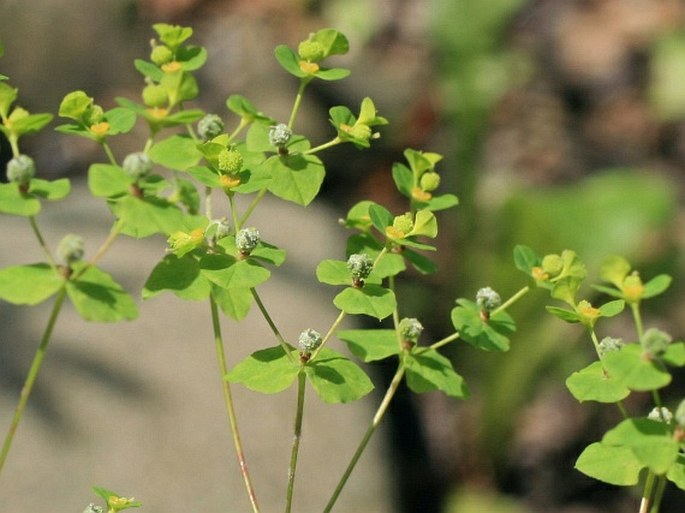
[
  {"xmin": 209, "ymin": 296, "xmax": 260, "ymax": 513},
  {"xmin": 73, "ymin": 223, "xmax": 121, "ymax": 281},
  {"xmin": 303, "ymin": 137, "xmax": 342, "ymax": 155},
  {"xmin": 631, "ymin": 302, "xmax": 644, "ymax": 341},
  {"xmin": 288, "ymin": 79, "xmax": 310, "ymax": 130},
  {"xmin": 228, "ymin": 119, "xmax": 249, "ymax": 144},
  {"xmin": 323, "ymin": 362, "xmax": 406, "ymax": 513},
  {"xmin": 228, "ymin": 193, "xmax": 241, "ymax": 231},
  {"xmin": 492, "ymin": 285, "xmax": 530, "ymax": 316},
  {"xmin": 8, "ymin": 135, "xmax": 20, "ymax": 157},
  {"xmin": 640, "ymin": 471, "xmax": 656, "ymax": 513},
  {"xmin": 284, "ymin": 370, "xmax": 306, "ymax": 513},
  {"xmin": 650, "ymin": 475, "xmax": 667, "ymax": 513},
  {"xmin": 310, "ymin": 310, "xmax": 346, "ymax": 361},
  {"xmin": 0, "ymin": 287, "xmax": 67, "ymax": 477},
  {"xmin": 28, "ymin": 215, "xmax": 56, "ymax": 269},
  {"xmin": 239, "ymin": 189, "xmax": 267, "ymax": 228},
  {"xmin": 102, "ymin": 142, "xmax": 117, "ymax": 165},
  {"xmin": 250, "ymin": 288, "xmax": 296, "ymax": 364}
]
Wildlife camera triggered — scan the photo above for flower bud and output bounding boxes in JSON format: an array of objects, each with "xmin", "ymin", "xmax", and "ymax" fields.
[
  {"xmin": 57, "ymin": 234, "xmax": 85, "ymax": 265},
  {"xmin": 198, "ymin": 114, "xmax": 224, "ymax": 141},
  {"xmin": 269, "ymin": 123, "xmax": 292, "ymax": 148},
  {"xmin": 476, "ymin": 287, "xmax": 501, "ymax": 312},
  {"xmin": 598, "ymin": 336, "xmax": 624, "ymax": 357},
  {"xmin": 392, "ymin": 213, "xmax": 414, "ymax": 235},
  {"xmin": 347, "ymin": 253, "xmax": 373, "ymax": 285},
  {"xmin": 142, "ymin": 84, "xmax": 168, "ymax": 108},
  {"xmin": 298, "ymin": 38, "xmax": 325, "ymax": 62},
  {"xmin": 6, "ymin": 154, "xmax": 35, "ymax": 186},
  {"xmin": 218, "ymin": 148, "xmax": 243, "ymax": 174},
  {"xmin": 419, "ymin": 171, "xmax": 440, "ymax": 192},
  {"xmin": 648, "ymin": 406, "xmax": 673, "ymax": 424},
  {"xmin": 298, "ymin": 328, "xmax": 323, "ymax": 352},
  {"xmin": 83, "ymin": 504, "xmax": 104, "ymax": 513},
  {"xmin": 150, "ymin": 44, "xmax": 173, "ymax": 66},
  {"xmin": 641, "ymin": 328, "xmax": 672, "ymax": 358},
  {"xmin": 235, "ymin": 227, "xmax": 260, "ymax": 255},
  {"xmin": 541, "ymin": 254, "xmax": 564, "ymax": 277},
  {"xmin": 622, "ymin": 273, "xmax": 644, "ymax": 303},
  {"xmin": 399, "ymin": 318, "xmax": 423, "ymax": 345},
  {"xmin": 122, "ymin": 152, "xmax": 152, "ymax": 181}
]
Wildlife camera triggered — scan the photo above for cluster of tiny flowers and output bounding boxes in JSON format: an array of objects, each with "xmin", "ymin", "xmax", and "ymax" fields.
[
  {"xmin": 347, "ymin": 253, "xmax": 374, "ymax": 282},
  {"xmin": 298, "ymin": 328, "xmax": 323, "ymax": 352},
  {"xmin": 122, "ymin": 152, "xmax": 152, "ymax": 181},
  {"xmin": 82, "ymin": 504, "xmax": 104, "ymax": 513},
  {"xmin": 598, "ymin": 336, "xmax": 624, "ymax": 357},
  {"xmin": 648, "ymin": 406, "xmax": 674, "ymax": 424},
  {"xmin": 198, "ymin": 114, "xmax": 224, "ymax": 141},
  {"xmin": 6, "ymin": 154, "xmax": 36, "ymax": 186},
  {"xmin": 642, "ymin": 328, "xmax": 672, "ymax": 358},
  {"xmin": 236, "ymin": 227, "xmax": 260, "ymax": 255},
  {"xmin": 269, "ymin": 123, "xmax": 292, "ymax": 148},
  {"xmin": 57, "ymin": 234, "xmax": 85, "ymax": 265},
  {"xmin": 218, "ymin": 148, "xmax": 243, "ymax": 174},
  {"xmin": 399, "ymin": 317, "xmax": 423, "ymax": 343},
  {"xmin": 476, "ymin": 287, "xmax": 501, "ymax": 312},
  {"xmin": 213, "ymin": 218, "xmax": 231, "ymax": 240}
]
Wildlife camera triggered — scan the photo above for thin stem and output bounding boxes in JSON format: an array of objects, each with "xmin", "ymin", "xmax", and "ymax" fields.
[
  {"xmin": 323, "ymin": 362, "xmax": 407, "ymax": 513},
  {"xmin": 631, "ymin": 302, "xmax": 645, "ymax": 341},
  {"xmin": 9, "ymin": 135, "xmax": 20, "ymax": 157},
  {"xmin": 492, "ymin": 285, "xmax": 530, "ymax": 316},
  {"xmin": 209, "ymin": 296, "xmax": 260, "ymax": 513},
  {"xmin": 284, "ymin": 370, "xmax": 306, "ymax": 513},
  {"xmin": 303, "ymin": 137, "xmax": 342, "ymax": 155},
  {"xmin": 73, "ymin": 223, "xmax": 121, "ymax": 281},
  {"xmin": 28, "ymin": 215, "xmax": 56, "ymax": 269},
  {"xmin": 650, "ymin": 475, "xmax": 667, "ymax": 513},
  {"xmin": 0, "ymin": 287, "xmax": 67, "ymax": 477},
  {"xmin": 228, "ymin": 193, "xmax": 241, "ymax": 231},
  {"xmin": 102, "ymin": 142, "xmax": 117, "ymax": 165},
  {"xmin": 205, "ymin": 186, "xmax": 213, "ymax": 219},
  {"xmin": 239, "ymin": 189, "xmax": 267, "ymax": 228},
  {"xmin": 287, "ymin": 79, "xmax": 310, "ymax": 130},
  {"xmin": 426, "ymin": 331, "xmax": 461, "ymax": 352},
  {"xmin": 228, "ymin": 119, "xmax": 249, "ymax": 144},
  {"xmin": 640, "ymin": 471, "xmax": 656, "ymax": 513},
  {"xmin": 311, "ymin": 310, "xmax": 347, "ymax": 361},
  {"xmin": 250, "ymin": 288, "xmax": 296, "ymax": 364}
]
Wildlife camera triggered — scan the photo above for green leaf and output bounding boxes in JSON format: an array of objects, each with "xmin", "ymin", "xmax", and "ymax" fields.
[
  {"xmin": 667, "ymin": 455, "xmax": 685, "ymax": 491},
  {"xmin": 264, "ymin": 153, "xmax": 325, "ymax": 206},
  {"xmin": 422, "ymin": 193, "xmax": 459, "ymax": 212},
  {"xmin": 0, "ymin": 82, "xmax": 17, "ymax": 118},
  {"xmin": 0, "ymin": 263, "xmax": 64, "ymax": 305},
  {"xmin": 368, "ymin": 203, "xmax": 393, "ymax": 233},
  {"xmin": 88, "ymin": 164, "xmax": 132, "ymax": 198},
  {"xmin": 112, "ymin": 196, "xmax": 186, "ymax": 238},
  {"xmin": 599, "ymin": 299, "xmax": 625, "ymax": 318},
  {"xmin": 226, "ymin": 346, "xmax": 299, "ymax": 394},
  {"xmin": 153, "ymin": 23, "xmax": 193, "ymax": 50},
  {"xmin": 66, "ymin": 264, "xmax": 138, "ymax": 322},
  {"xmin": 410, "ymin": 209, "xmax": 437, "ymax": 238},
  {"xmin": 58, "ymin": 90, "xmax": 93, "ymax": 121},
  {"xmin": 513, "ymin": 245, "xmax": 539, "ymax": 275},
  {"xmin": 451, "ymin": 299, "xmax": 515, "ymax": 351},
  {"xmin": 603, "ymin": 344, "xmax": 671, "ymax": 391},
  {"xmin": 8, "ymin": 112, "xmax": 53, "ymax": 137},
  {"xmin": 143, "ymin": 254, "xmax": 211, "ymax": 301},
  {"xmin": 565, "ymin": 361, "xmax": 630, "ymax": 403},
  {"xmin": 0, "ymin": 182, "xmax": 40, "ymax": 216},
  {"xmin": 337, "ymin": 329, "xmax": 399, "ymax": 362},
  {"xmin": 312, "ymin": 28, "xmax": 349, "ymax": 58},
  {"xmin": 226, "ymin": 94, "xmax": 274, "ymax": 124},
  {"xmin": 200, "ymin": 254, "xmax": 270, "ymax": 289},
  {"xmin": 333, "ymin": 284, "xmax": 396, "ymax": 320},
  {"xmin": 315, "ymin": 68, "xmax": 351, "ymax": 81},
  {"xmin": 603, "ymin": 418, "xmax": 678, "ymax": 474},
  {"xmin": 274, "ymin": 45, "xmax": 307, "ymax": 78},
  {"xmin": 346, "ymin": 233, "xmax": 405, "ymax": 278},
  {"xmin": 600, "ymin": 255, "xmax": 631, "ymax": 287},
  {"xmin": 29, "ymin": 178, "xmax": 71, "ymax": 201},
  {"xmin": 134, "ymin": 59, "xmax": 163, "ymax": 81},
  {"xmin": 306, "ymin": 348, "xmax": 373, "ymax": 403},
  {"xmin": 545, "ymin": 306, "xmax": 583, "ymax": 324},
  {"xmin": 392, "ymin": 162, "xmax": 414, "ymax": 197},
  {"xmin": 642, "ymin": 274, "xmax": 672, "ymax": 299},
  {"xmin": 316, "ymin": 259, "xmax": 352, "ymax": 286},
  {"xmin": 211, "ymin": 285, "xmax": 253, "ymax": 321},
  {"xmin": 403, "ymin": 248, "xmax": 437, "ymax": 275},
  {"xmin": 105, "ymin": 107, "xmax": 136, "ymax": 135},
  {"xmin": 405, "ymin": 350, "xmax": 469, "ymax": 398},
  {"xmin": 575, "ymin": 442, "xmax": 643, "ymax": 486},
  {"xmin": 662, "ymin": 342, "xmax": 685, "ymax": 367},
  {"xmin": 176, "ymin": 45, "xmax": 208, "ymax": 71},
  {"xmin": 149, "ymin": 134, "xmax": 202, "ymax": 171}
]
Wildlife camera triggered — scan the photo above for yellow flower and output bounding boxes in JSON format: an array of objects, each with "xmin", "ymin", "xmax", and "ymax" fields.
[{"xmin": 89, "ymin": 121, "xmax": 110, "ymax": 138}]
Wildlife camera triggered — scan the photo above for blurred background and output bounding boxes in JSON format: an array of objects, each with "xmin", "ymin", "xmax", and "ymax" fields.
[{"xmin": 1, "ymin": 0, "xmax": 685, "ymax": 512}]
